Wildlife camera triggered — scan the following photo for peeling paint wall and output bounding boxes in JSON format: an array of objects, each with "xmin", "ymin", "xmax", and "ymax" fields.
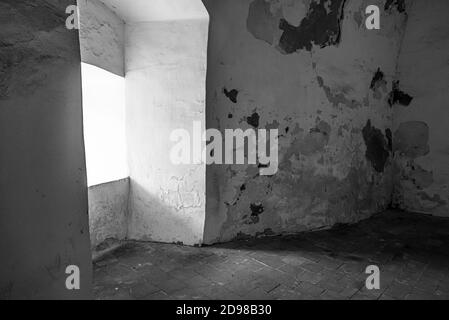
[
  {"xmin": 125, "ymin": 17, "xmax": 209, "ymax": 246},
  {"xmin": 393, "ymin": 0, "xmax": 449, "ymax": 216},
  {"xmin": 0, "ymin": 0, "xmax": 92, "ymax": 298},
  {"xmin": 88, "ymin": 178, "xmax": 129, "ymax": 249},
  {"xmin": 78, "ymin": 0, "xmax": 125, "ymax": 76},
  {"xmin": 203, "ymin": 0, "xmax": 409, "ymax": 244}
]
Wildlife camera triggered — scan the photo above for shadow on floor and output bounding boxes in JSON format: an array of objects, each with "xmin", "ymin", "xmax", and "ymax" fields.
[{"xmin": 93, "ymin": 210, "xmax": 449, "ymax": 300}]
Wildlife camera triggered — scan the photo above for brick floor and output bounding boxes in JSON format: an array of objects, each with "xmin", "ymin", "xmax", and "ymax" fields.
[{"xmin": 93, "ymin": 210, "xmax": 449, "ymax": 300}]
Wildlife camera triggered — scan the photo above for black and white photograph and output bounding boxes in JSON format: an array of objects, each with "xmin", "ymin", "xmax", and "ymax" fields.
[{"xmin": 1, "ymin": 0, "xmax": 449, "ymax": 306}]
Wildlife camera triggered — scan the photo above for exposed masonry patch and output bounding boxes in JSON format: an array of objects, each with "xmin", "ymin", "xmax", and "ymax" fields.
[
  {"xmin": 388, "ymin": 80, "xmax": 413, "ymax": 107},
  {"xmin": 362, "ymin": 120, "xmax": 390, "ymax": 173},
  {"xmin": 247, "ymin": 0, "xmax": 347, "ymax": 54},
  {"xmin": 223, "ymin": 87, "xmax": 239, "ymax": 103},
  {"xmin": 385, "ymin": 0, "xmax": 406, "ymax": 13}
]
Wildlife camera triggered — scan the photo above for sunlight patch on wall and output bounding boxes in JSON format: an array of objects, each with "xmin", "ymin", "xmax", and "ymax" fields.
[{"xmin": 81, "ymin": 62, "xmax": 128, "ymax": 187}]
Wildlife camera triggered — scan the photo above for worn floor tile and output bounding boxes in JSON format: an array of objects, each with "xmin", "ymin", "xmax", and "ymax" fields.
[{"xmin": 94, "ymin": 210, "xmax": 449, "ymax": 300}]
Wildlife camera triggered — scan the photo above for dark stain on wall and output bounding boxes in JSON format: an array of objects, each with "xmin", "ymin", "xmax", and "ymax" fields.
[
  {"xmin": 362, "ymin": 120, "xmax": 390, "ymax": 173},
  {"xmin": 385, "ymin": 128, "xmax": 393, "ymax": 152},
  {"xmin": 246, "ymin": 112, "xmax": 260, "ymax": 128},
  {"xmin": 370, "ymin": 68, "xmax": 386, "ymax": 90},
  {"xmin": 278, "ymin": 0, "xmax": 347, "ymax": 53},
  {"xmin": 223, "ymin": 87, "xmax": 239, "ymax": 103},
  {"xmin": 242, "ymin": 202, "xmax": 264, "ymax": 225},
  {"xmin": 388, "ymin": 80, "xmax": 413, "ymax": 107},
  {"xmin": 250, "ymin": 202, "xmax": 264, "ymax": 215},
  {"xmin": 385, "ymin": 0, "xmax": 406, "ymax": 13}
]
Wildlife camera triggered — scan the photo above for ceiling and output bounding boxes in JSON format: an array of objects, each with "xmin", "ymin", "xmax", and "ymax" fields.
[{"xmin": 99, "ymin": 0, "xmax": 209, "ymax": 22}]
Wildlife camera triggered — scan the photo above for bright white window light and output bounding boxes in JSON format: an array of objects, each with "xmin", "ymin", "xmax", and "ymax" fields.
[{"xmin": 81, "ymin": 63, "xmax": 128, "ymax": 187}]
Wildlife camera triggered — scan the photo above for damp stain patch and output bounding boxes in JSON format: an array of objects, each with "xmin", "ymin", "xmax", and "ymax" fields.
[
  {"xmin": 362, "ymin": 120, "xmax": 391, "ymax": 173},
  {"xmin": 317, "ymin": 76, "xmax": 361, "ymax": 109},
  {"xmin": 394, "ymin": 121, "xmax": 429, "ymax": 158},
  {"xmin": 246, "ymin": 0, "xmax": 281, "ymax": 45}
]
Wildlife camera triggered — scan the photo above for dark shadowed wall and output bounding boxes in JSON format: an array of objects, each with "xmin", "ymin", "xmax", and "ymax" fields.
[
  {"xmin": 393, "ymin": 0, "xmax": 449, "ymax": 216},
  {"xmin": 0, "ymin": 0, "xmax": 92, "ymax": 299},
  {"xmin": 202, "ymin": 0, "xmax": 410, "ymax": 244}
]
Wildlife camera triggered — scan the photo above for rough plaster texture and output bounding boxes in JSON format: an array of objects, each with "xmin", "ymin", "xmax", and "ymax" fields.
[
  {"xmin": 88, "ymin": 178, "xmax": 129, "ymax": 249},
  {"xmin": 125, "ymin": 18, "xmax": 209, "ymax": 246},
  {"xmin": 100, "ymin": 0, "xmax": 209, "ymax": 23},
  {"xmin": 202, "ymin": 0, "xmax": 409, "ymax": 244},
  {"xmin": 393, "ymin": 0, "xmax": 449, "ymax": 216},
  {"xmin": 78, "ymin": 0, "xmax": 125, "ymax": 76},
  {"xmin": 0, "ymin": 0, "xmax": 92, "ymax": 299}
]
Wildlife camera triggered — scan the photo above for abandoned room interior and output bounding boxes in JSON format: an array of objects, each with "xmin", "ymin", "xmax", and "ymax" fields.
[{"xmin": 1, "ymin": 0, "xmax": 449, "ymax": 301}]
